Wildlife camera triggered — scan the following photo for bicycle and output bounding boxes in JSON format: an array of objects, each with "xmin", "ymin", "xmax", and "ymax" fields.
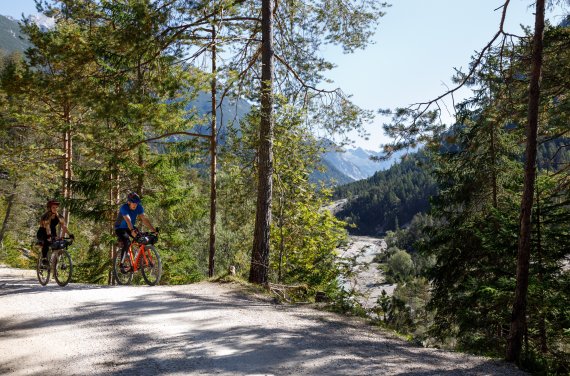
[
  {"xmin": 113, "ymin": 230, "xmax": 162, "ymax": 286},
  {"xmin": 36, "ymin": 236, "xmax": 74, "ymax": 287}
]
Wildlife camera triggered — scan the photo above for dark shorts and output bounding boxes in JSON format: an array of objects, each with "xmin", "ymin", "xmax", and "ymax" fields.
[
  {"xmin": 36, "ymin": 228, "xmax": 50, "ymax": 257},
  {"xmin": 115, "ymin": 228, "xmax": 132, "ymax": 254}
]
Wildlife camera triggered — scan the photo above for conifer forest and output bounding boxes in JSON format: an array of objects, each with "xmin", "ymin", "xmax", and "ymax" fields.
[{"xmin": 0, "ymin": 1, "xmax": 568, "ymax": 374}]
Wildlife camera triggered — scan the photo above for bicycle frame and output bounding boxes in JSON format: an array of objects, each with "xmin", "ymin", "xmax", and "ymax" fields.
[
  {"xmin": 126, "ymin": 241, "xmax": 153, "ymax": 272},
  {"xmin": 49, "ymin": 249, "xmax": 64, "ymax": 268},
  {"xmin": 114, "ymin": 232, "xmax": 161, "ymax": 286},
  {"xmin": 47, "ymin": 237, "xmax": 73, "ymax": 268}
]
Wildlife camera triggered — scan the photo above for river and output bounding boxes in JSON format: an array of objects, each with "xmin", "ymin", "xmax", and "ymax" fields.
[{"xmin": 338, "ymin": 235, "xmax": 397, "ymax": 309}]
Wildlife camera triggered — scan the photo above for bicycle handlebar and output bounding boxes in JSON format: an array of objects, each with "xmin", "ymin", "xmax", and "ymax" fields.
[
  {"xmin": 50, "ymin": 237, "xmax": 73, "ymax": 249},
  {"xmin": 134, "ymin": 231, "xmax": 159, "ymax": 245}
]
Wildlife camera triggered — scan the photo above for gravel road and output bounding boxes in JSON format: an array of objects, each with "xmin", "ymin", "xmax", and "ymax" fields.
[{"xmin": 0, "ymin": 265, "xmax": 526, "ymax": 376}]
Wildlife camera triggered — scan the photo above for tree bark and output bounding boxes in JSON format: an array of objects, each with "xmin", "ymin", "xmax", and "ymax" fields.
[
  {"xmin": 108, "ymin": 170, "xmax": 120, "ymax": 285},
  {"xmin": 249, "ymin": 0, "xmax": 274, "ymax": 284},
  {"xmin": 136, "ymin": 146, "xmax": 145, "ymax": 196},
  {"xmin": 62, "ymin": 128, "xmax": 72, "ymax": 233},
  {"xmin": 61, "ymin": 101, "xmax": 73, "ymax": 234},
  {"xmin": 208, "ymin": 24, "xmax": 218, "ymax": 278},
  {"xmin": 535, "ymin": 180, "xmax": 548, "ymax": 353},
  {"xmin": 277, "ymin": 194, "xmax": 285, "ymax": 283},
  {"xmin": 506, "ymin": 0, "xmax": 545, "ymax": 363},
  {"xmin": 490, "ymin": 121, "xmax": 498, "ymax": 208},
  {"xmin": 0, "ymin": 181, "xmax": 17, "ymax": 244}
]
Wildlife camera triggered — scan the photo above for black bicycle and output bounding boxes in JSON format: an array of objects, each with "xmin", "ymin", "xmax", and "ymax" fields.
[{"xmin": 36, "ymin": 236, "xmax": 74, "ymax": 287}]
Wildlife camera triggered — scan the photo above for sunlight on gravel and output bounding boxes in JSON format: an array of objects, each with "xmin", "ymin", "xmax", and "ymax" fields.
[{"xmin": 1, "ymin": 266, "xmax": 527, "ymax": 376}]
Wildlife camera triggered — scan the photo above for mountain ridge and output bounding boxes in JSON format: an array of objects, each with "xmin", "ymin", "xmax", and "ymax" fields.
[{"xmin": 0, "ymin": 15, "xmax": 30, "ymax": 53}]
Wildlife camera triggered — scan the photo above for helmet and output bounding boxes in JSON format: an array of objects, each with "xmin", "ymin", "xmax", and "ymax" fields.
[
  {"xmin": 127, "ymin": 192, "xmax": 141, "ymax": 204},
  {"xmin": 46, "ymin": 200, "xmax": 60, "ymax": 209}
]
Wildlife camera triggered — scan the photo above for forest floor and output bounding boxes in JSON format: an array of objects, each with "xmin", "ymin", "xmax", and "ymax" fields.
[{"xmin": 0, "ymin": 265, "xmax": 527, "ymax": 376}]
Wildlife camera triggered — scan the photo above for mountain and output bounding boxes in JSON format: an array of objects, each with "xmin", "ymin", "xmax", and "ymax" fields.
[
  {"xmin": 27, "ymin": 14, "xmax": 55, "ymax": 32},
  {"xmin": 321, "ymin": 146, "xmax": 401, "ymax": 182},
  {"xmin": 0, "ymin": 13, "xmax": 57, "ymax": 54},
  {"xmin": 0, "ymin": 15, "xmax": 30, "ymax": 53},
  {"xmin": 310, "ymin": 158, "xmax": 355, "ymax": 186},
  {"xmin": 333, "ymin": 152, "xmax": 437, "ymax": 235},
  {"xmin": 188, "ymin": 95, "xmax": 397, "ymax": 185},
  {"xmin": 188, "ymin": 91, "xmax": 251, "ymax": 137}
]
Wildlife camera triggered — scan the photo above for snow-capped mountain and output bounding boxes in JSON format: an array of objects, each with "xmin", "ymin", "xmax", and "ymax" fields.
[{"xmin": 323, "ymin": 147, "xmax": 396, "ymax": 181}]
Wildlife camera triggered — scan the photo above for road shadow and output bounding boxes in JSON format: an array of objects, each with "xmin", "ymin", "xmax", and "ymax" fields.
[
  {"xmin": 1, "ymin": 270, "xmax": 525, "ymax": 376},
  {"xmin": 0, "ymin": 267, "xmax": 117, "ymax": 297}
]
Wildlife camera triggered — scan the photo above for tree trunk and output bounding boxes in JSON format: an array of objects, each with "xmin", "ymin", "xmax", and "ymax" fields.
[
  {"xmin": 490, "ymin": 121, "xmax": 498, "ymax": 208},
  {"xmin": 208, "ymin": 24, "xmax": 218, "ymax": 278},
  {"xmin": 506, "ymin": 0, "xmax": 545, "ymax": 363},
  {"xmin": 249, "ymin": 0, "xmax": 274, "ymax": 285},
  {"xmin": 136, "ymin": 146, "xmax": 145, "ymax": 196},
  {"xmin": 535, "ymin": 181, "xmax": 548, "ymax": 353},
  {"xmin": 136, "ymin": 56, "xmax": 145, "ymax": 197},
  {"xmin": 0, "ymin": 181, "xmax": 17, "ymax": 244},
  {"xmin": 277, "ymin": 193, "xmax": 285, "ymax": 283},
  {"xmin": 62, "ymin": 128, "xmax": 72, "ymax": 233},
  {"xmin": 108, "ymin": 170, "xmax": 120, "ymax": 285},
  {"xmin": 61, "ymin": 101, "xmax": 73, "ymax": 234}
]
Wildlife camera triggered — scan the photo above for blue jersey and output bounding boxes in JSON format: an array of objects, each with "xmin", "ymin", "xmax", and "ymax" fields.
[{"xmin": 114, "ymin": 203, "xmax": 144, "ymax": 229}]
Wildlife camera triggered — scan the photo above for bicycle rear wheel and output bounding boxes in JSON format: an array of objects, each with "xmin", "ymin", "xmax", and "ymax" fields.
[
  {"xmin": 54, "ymin": 250, "xmax": 73, "ymax": 287},
  {"xmin": 141, "ymin": 245, "xmax": 162, "ymax": 286},
  {"xmin": 113, "ymin": 251, "xmax": 133, "ymax": 285},
  {"xmin": 36, "ymin": 256, "xmax": 50, "ymax": 286}
]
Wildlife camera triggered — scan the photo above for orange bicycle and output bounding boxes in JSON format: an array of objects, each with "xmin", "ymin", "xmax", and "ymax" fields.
[{"xmin": 113, "ymin": 231, "xmax": 162, "ymax": 286}]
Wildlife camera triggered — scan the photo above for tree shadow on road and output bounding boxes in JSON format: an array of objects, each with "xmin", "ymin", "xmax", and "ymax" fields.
[
  {"xmin": 0, "ymin": 273, "xmax": 523, "ymax": 376},
  {"xmin": 0, "ymin": 269, "xmax": 115, "ymax": 298}
]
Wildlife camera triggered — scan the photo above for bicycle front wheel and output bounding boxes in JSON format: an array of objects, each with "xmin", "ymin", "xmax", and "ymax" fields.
[
  {"xmin": 54, "ymin": 250, "xmax": 73, "ymax": 287},
  {"xmin": 113, "ymin": 251, "xmax": 133, "ymax": 285},
  {"xmin": 36, "ymin": 256, "xmax": 50, "ymax": 286},
  {"xmin": 141, "ymin": 245, "xmax": 162, "ymax": 286}
]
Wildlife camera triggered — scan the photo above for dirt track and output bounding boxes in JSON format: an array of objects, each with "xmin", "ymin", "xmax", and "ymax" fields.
[{"xmin": 0, "ymin": 265, "xmax": 526, "ymax": 375}]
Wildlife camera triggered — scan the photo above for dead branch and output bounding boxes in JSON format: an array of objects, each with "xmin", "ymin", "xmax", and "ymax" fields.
[
  {"xmin": 409, "ymin": 0, "xmax": 516, "ymax": 119},
  {"xmin": 267, "ymin": 282, "xmax": 309, "ymax": 303}
]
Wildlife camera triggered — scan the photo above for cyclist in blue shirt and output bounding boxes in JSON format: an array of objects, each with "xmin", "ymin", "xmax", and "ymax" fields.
[{"xmin": 115, "ymin": 192, "xmax": 156, "ymax": 273}]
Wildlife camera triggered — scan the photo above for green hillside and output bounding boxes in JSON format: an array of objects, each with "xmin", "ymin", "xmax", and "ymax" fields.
[
  {"xmin": 333, "ymin": 152, "xmax": 437, "ymax": 235},
  {"xmin": 333, "ymin": 136, "xmax": 570, "ymax": 236}
]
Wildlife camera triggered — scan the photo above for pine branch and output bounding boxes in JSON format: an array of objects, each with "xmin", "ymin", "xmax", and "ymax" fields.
[{"xmin": 274, "ymin": 54, "xmax": 339, "ymax": 95}]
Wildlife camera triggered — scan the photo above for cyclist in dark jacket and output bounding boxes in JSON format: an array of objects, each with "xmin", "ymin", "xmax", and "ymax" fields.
[
  {"xmin": 115, "ymin": 192, "xmax": 156, "ymax": 272},
  {"xmin": 37, "ymin": 200, "xmax": 71, "ymax": 265}
]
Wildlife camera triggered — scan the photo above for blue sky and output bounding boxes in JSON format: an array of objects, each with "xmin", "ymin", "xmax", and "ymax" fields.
[
  {"xmin": 1, "ymin": 1, "xmax": 38, "ymax": 20},
  {"xmin": 321, "ymin": 0, "xmax": 568, "ymax": 149},
  {"xmin": 2, "ymin": 1, "xmax": 568, "ymax": 150}
]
